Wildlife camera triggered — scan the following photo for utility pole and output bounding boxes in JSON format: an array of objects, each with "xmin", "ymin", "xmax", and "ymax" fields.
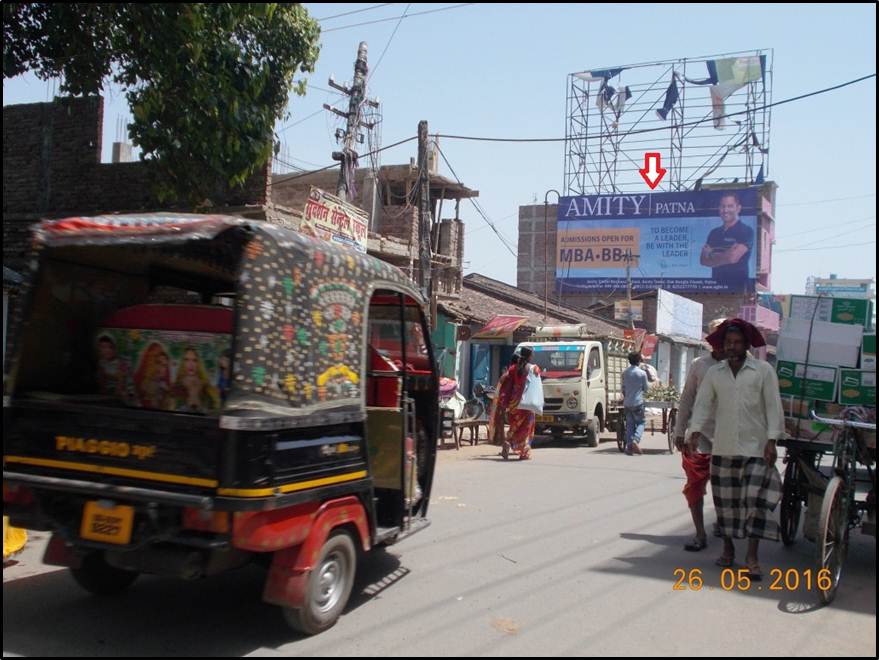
[
  {"xmin": 543, "ymin": 189, "xmax": 561, "ymax": 322},
  {"xmin": 417, "ymin": 120, "xmax": 432, "ymax": 320},
  {"xmin": 325, "ymin": 42, "xmax": 378, "ymax": 202}
]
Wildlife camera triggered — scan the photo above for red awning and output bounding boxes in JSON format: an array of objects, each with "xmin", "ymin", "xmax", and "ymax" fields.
[{"xmin": 472, "ymin": 315, "xmax": 529, "ymax": 339}]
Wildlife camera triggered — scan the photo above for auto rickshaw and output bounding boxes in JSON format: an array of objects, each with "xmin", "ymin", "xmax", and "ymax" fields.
[{"xmin": 3, "ymin": 213, "xmax": 447, "ymax": 634}]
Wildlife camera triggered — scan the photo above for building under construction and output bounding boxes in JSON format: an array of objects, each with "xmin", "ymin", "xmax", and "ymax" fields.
[{"xmin": 270, "ymin": 160, "xmax": 477, "ymax": 303}]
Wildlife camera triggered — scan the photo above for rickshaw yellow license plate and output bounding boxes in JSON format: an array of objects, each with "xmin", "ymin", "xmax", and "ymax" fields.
[
  {"xmin": 538, "ymin": 415, "xmax": 554, "ymax": 423},
  {"xmin": 80, "ymin": 501, "xmax": 134, "ymax": 545}
]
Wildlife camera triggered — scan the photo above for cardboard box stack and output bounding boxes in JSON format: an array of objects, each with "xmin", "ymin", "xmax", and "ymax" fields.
[
  {"xmin": 788, "ymin": 295, "xmax": 873, "ymax": 327},
  {"xmin": 778, "ymin": 295, "xmax": 875, "ymax": 441},
  {"xmin": 861, "ymin": 332, "xmax": 876, "ymax": 372}
]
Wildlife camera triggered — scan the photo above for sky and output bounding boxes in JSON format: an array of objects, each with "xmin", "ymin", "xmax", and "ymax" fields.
[{"xmin": 3, "ymin": 3, "xmax": 876, "ymax": 296}]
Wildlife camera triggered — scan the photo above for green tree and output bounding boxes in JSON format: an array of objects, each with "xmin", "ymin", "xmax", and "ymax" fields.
[{"xmin": 4, "ymin": 3, "xmax": 320, "ymax": 204}]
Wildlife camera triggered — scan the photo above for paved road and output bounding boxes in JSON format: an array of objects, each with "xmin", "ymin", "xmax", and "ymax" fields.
[{"xmin": 3, "ymin": 431, "xmax": 876, "ymax": 656}]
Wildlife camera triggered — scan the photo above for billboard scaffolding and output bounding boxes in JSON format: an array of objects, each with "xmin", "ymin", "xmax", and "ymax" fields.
[{"xmin": 564, "ymin": 50, "xmax": 773, "ymax": 195}]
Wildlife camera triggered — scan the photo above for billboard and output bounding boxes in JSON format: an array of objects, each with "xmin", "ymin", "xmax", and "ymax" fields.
[
  {"xmin": 614, "ymin": 300, "xmax": 643, "ymax": 322},
  {"xmin": 641, "ymin": 335, "xmax": 658, "ymax": 359},
  {"xmin": 624, "ymin": 328, "xmax": 647, "ymax": 351},
  {"xmin": 302, "ymin": 187, "xmax": 369, "ymax": 253},
  {"xmin": 556, "ymin": 189, "xmax": 758, "ymax": 293}
]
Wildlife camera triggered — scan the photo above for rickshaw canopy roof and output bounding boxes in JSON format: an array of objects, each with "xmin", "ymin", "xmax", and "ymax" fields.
[{"xmin": 25, "ymin": 213, "xmax": 425, "ymax": 430}]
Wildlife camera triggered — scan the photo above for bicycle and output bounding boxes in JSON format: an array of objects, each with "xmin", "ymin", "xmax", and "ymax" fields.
[{"xmin": 461, "ymin": 383, "xmax": 495, "ymax": 421}]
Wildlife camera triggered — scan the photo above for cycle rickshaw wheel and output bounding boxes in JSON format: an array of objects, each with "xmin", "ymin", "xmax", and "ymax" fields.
[
  {"xmin": 780, "ymin": 458, "xmax": 802, "ymax": 547},
  {"xmin": 816, "ymin": 476, "xmax": 848, "ymax": 605}
]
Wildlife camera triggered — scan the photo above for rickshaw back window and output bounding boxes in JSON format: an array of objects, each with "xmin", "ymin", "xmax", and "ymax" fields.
[{"xmin": 13, "ymin": 243, "xmax": 239, "ymax": 415}]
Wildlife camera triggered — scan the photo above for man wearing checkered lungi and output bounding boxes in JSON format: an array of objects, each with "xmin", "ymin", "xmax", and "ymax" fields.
[{"xmin": 688, "ymin": 319, "xmax": 785, "ymax": 580}]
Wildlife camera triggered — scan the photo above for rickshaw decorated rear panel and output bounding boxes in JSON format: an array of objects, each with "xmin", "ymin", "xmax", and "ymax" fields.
[{"xmin": 225, "ymin": 224, "xmax": 417, "ymax": 428}]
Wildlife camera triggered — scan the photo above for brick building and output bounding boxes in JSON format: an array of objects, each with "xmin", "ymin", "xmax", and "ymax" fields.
[{"xmin": 2, "ymin": 96, "xmax": 286, "ymax": 272}]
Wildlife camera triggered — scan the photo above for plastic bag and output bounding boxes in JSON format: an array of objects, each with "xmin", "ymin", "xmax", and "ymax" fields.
[{"xmin": 518, "ymin": 367, "xmax": 544, "ymax": 414}]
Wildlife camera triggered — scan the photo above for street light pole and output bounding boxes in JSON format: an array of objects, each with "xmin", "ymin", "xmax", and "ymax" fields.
[{"xmin": 543, "ymin": 189, "xmax": 561, "ymax": 322}]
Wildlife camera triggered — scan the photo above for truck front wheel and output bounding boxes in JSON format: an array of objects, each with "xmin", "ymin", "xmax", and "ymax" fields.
[{"xmin": 584, "ymin": 417, "xmax": 600, "ymax": 447}]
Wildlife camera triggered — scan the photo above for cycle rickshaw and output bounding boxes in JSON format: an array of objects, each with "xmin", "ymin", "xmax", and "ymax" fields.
[{"xmin": 778, "ymin": 408, "xmax": 876, "ymax": 604}]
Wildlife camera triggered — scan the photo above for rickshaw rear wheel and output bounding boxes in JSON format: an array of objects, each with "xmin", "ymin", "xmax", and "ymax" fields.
[
  {"xmin": 283, "ymin": 529, "xmax": 357, "ymax": 635},
  {"xmin": 70, "ymin": 552, "xmax": 139, "ymax": 596},
  {"xmin": 816, "ymin": 476, "xmax": 848, "ymax": 605}
]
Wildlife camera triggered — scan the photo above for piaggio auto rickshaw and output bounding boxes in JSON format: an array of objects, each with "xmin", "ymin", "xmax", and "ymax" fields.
[{"xmin": 3, "ymin": 213, "xmax": 449, "ymax": 634}]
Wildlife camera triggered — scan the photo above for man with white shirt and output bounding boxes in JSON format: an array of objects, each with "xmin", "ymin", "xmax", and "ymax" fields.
[{"xmin": 688, "ymin": 319, "xmax": 785, "ymax": 580}]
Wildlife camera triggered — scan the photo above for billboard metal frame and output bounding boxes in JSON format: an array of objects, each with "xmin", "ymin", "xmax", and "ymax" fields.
[{"xmin": 564, "ymin": 50, "xmax": 773, "ymax": 196}]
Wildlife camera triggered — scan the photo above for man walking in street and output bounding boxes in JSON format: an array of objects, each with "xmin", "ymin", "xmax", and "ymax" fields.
[
  {"xmin": 622, "ymin": 351, "xmax": 650, "ymax": 456},
  {"xmin": 688, "ymin": 319, "xmax": 785, "ymax": 580},
  {"xmin": 674, "ymin": 318, "xmax": 726, "ymax": 552}
]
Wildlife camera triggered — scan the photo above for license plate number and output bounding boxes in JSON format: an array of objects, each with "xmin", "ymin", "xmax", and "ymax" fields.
[{"xmin": 80, "ymin": 501, "xmax": 134, "ymax": 545}]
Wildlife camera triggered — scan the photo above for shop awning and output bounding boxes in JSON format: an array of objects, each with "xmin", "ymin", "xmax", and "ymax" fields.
[{"xmin": 472, "ymin": 315, "xmax": 529, "ymax": 339}]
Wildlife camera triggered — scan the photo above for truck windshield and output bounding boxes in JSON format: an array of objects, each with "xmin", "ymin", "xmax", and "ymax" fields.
[{"xmin": 529, "ymin": 347, "xmax": 585, "ymax": 379}]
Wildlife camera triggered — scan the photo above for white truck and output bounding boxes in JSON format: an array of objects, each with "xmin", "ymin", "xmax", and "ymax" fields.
[{"xmin": 517, "ymin": 325, "xmax": 634, "ymax": 447}]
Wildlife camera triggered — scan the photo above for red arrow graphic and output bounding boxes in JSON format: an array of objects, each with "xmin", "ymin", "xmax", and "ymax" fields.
[{"xmin": 639, "ymin": 152, "xmax": 667, "ymax": 189}]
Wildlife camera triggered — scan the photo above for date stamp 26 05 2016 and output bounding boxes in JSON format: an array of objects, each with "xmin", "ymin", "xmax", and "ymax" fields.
[{"xmin": 673, "ymin": 568, "xmax": 833, "ymax": 592}]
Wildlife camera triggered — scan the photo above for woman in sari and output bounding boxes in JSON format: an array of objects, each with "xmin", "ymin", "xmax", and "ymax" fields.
[{"xmin": 496, "ymin": 347, "xmax": 540, "ymax": 461}]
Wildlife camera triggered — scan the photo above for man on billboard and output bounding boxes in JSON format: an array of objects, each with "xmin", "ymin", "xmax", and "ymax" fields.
[{"xmin": 699, "ymin": 192, "xmax": 754, "ymax": 292}]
